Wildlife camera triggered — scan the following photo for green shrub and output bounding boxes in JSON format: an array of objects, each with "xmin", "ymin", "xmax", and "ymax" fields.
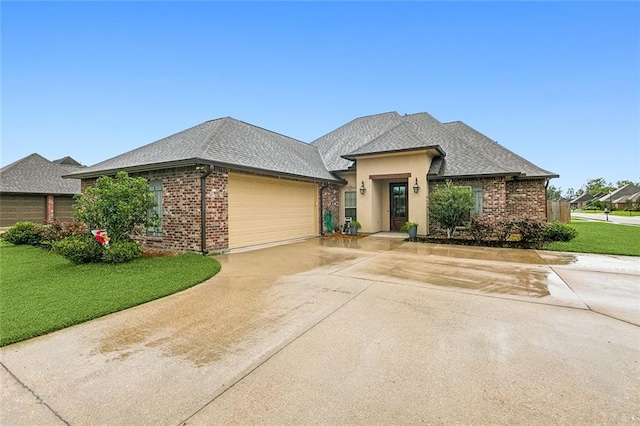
[
  {"xmin": 468, "ymin": 216, "xmax": 494, "ymax": 242},
  {"xmin": 543, "ymin": 222, "xmax": 578, "ymax": 242},
  {"xmin": 102, "ymin": 241, "xmax": 141, "ymax": 264},
  {"xmin": 495, "ymin": 218, "xmax": 516, "ymax": 242},
  {"xmin": 1, "ymin": 222, "xmax": 45, "ymax": 245},
  {"xmin": 512, "ymin": 217, "xmax": 547, "ymax": 243},
  {"xmin": 39, "ymin": 220, "xmax": 89, "ymax": 248},
  {"xmin": 53, "ymin": 235, "xmax": 104, "ymax": 264}
]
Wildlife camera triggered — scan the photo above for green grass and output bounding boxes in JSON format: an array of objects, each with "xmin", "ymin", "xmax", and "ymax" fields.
[
  {"xmin": 542, "ymin": 221, "xmax": 640, "ymax": 256},
  {"xmin": 0, "ymin": 244, "xmax": 220, "ymax": 346}
]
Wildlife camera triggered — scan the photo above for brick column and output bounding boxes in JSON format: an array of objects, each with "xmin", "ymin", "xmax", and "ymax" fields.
[{"xmin": 46, "ymin": 195, "xmax": 55, "ymax": 222}]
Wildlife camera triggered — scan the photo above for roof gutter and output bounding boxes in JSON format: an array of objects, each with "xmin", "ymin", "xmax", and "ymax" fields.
[
  {"xmin": 63, "ymin": 158, "xmax": 344, "ymax": 185},
  {"xmin": 199, "ymin": 164, "xmax": 214, "ymax": 255}
]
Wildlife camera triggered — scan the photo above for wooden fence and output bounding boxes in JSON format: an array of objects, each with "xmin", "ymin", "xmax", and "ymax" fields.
[{"xmin": 547, "ymin": 201, "xmax": 570, "ymax": 223}]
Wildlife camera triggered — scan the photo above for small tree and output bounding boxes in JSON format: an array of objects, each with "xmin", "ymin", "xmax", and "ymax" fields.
[
  {"xmin": 74, "ymin": 171, "xmax": 157, "ymax": 242},
  {"xmin": 624, "ymin": 199, "xmax": 634, "ymax": 215},
  {"xmin": 430, "ymin": 180, "xmax": 474, "ymax": 239}
]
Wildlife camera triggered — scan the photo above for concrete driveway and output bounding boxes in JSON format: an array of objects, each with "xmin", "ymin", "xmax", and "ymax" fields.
[{"xmin": 2, "ymin": 236, "xmax": 639, "ymax": 425}]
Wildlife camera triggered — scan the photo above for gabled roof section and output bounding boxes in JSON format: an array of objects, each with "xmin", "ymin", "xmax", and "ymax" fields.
[
  {"xmin": 443, "ymin": 121, "xmax": 558, "ymax": 179},
  {"xmin": 401, "ymin": 113, "xmax": 517, "ymax": 178},
  {"xmin": 66, "ymin": 117, "xmax": 339, "ymax": 182},
  {"xmin": 311, "ymin": 112, "xmax": 405, "ymax": 171},
  {"xmin": 570, "ymin": 193, "xmax": 594, "ymax": 203},
  {"xmin": 312, "ymin": 110, "xmax": 558, "ymax": 180},
  {"xmin": 53, "ymin": 156, "xmax": 83, "ymax": 167},
  {"xmin": 342, "ymin": 122, "xmax": 444, "ymax": 159},
  {"xmin": 597, "ymin": 184, "xmax": 640, "ymax": 203},
  {"xmin": 0, "ymin": 153, "xmax": 83, "ymax": 195}
]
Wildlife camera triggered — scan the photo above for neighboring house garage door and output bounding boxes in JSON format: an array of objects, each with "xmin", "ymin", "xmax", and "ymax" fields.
[
  {"xmin": 0, "ymin": 194, "xmax": 46, "ymax": 227},
  {"xmin": 54, "ymin": 196, "xmax": 76, "ymax": 222},
  {"xmin": 228, "ymin": 173, "xmax": 318, "ymax": 249}
]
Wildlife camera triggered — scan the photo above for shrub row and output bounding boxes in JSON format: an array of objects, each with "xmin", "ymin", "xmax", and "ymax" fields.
[
  {"xmin": 467, "ymin": 216, "xmax": 577, "ymax": 244},
  {"xmin": 1, "ymin": 221, "xmax": 141, "ymax": 264}
]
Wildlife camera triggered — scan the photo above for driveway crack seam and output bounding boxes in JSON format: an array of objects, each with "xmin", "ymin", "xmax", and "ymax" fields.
[
  {"xmin": 545, "ymin": 265, "xmax": 638, "ymax": 327},
  {"xmin": 1, "ymin": 361, "xmax": 70, "ymax": 425},
  {"xmin": 176, "ymin": 280, "xmax": 376, "ymax": 425}
]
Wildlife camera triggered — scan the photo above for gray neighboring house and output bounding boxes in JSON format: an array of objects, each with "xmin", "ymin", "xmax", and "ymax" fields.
[
  {"xmin": 597, "ymin": 184, "xmax": 640, "ymax": 210},
  {"xmin": 66, "ymin": 112, "xmax": 558, "ymax": 253},
  {"xmin": 0, "ymin": 154, "xmax": 85, "ymax": 227}
]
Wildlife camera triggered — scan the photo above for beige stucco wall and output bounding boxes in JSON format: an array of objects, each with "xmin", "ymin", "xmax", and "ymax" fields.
[{"xmin": 338, "ymin": 151, "xmax": 432, "ymax": 234}]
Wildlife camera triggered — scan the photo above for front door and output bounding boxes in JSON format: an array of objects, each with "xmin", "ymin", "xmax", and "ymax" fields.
[{"xmin": 390, "ymin": 183, "xmax": 408, "ymax": 231}]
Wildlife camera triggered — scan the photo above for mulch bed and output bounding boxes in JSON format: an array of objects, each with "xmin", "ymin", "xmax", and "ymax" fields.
[
  {"xmin": 322, "ymin": 232, "xmax": 368, "ymax": 239},
  {"xmin": 409, "ymin": 236, "xmax": 541, "ymax": 249}
]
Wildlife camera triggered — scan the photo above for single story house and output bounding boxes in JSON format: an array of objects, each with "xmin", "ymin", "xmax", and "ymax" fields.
[
  {"xmin": 569, "ymin": 193, "xmax": 596, "ymax": 210},
  {"xmin": 0, "ymin": 154, "xmax": 84, "ymax": 227},
  {"xmin": 66, "ymin": 111, "xmax": 558, "ymax": 253},
  {"xmin": 596, "ymin": 184, "xmax": 640, "ymax": 210}
]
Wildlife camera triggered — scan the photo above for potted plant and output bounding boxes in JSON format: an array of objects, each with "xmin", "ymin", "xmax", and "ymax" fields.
[
  {"xmin": 349, "ymin": 220, "xmax": 362, "ymax": 236},
  {"xmin": 400, "ymin": 221, "xmax": 419, "ymax": 239}
]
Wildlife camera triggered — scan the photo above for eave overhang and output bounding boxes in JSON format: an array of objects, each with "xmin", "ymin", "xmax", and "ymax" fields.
[
  {"xmin": 64, "ymin": 158, "xmax": 345, "ymax": 185},
  {"xmin": 341, "ymin": 145, "xmax": 445, "ymax": 161}
]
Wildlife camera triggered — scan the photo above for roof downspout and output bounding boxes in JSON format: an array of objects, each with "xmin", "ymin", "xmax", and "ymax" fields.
[
  {"xmin": 319, "ymin": 183, "xmax": 325, "ymax": 236},
  {"xmin": 199, "ymin": 165, "xmax": 214, "ymax": 255},
  {"xmin": 544, "ymin": 179, "xmax": 549, "ymax": 222}
]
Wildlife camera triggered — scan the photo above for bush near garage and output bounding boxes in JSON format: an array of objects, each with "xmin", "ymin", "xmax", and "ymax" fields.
[{"xmin": 1, "ymin": 221, "xmax": 45, "ymax": 245}]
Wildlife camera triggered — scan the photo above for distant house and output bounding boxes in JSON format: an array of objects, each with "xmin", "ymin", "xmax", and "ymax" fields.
[
  {"xmin": 570, "ymin": 193, "xmax": 595, "ymax": 210},
  {"xmin": 66, "ymin": 111, "xmax": 558, "ymax": 253},
  {"xmin": 0, "ymin": 154, "xmax": 84, "ymax": 227},
  {"xmin": 597, "ymin": 184, "xmax": 640, "ymax": 210}
]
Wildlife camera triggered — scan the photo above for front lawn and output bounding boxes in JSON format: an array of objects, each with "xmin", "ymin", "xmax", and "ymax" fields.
[
  {"xmin": 0, "ymin": 244, "xmax": 220, "ymax": 346},
  {"xmin": 542, "ymin": 221, "xmax": 640, "ymax": 256}
]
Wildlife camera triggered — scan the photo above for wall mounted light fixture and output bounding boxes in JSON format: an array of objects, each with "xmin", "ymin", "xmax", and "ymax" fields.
[
  {"xmin": 413, "ymin": 178, "xmax": 420, "ymax": 193},
  {"xmin": 359, "ymin": 181, "xmax": 366, "ymax": 195}
]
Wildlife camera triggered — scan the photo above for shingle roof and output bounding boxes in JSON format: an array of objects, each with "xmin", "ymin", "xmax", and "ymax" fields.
[
  {"xmin": 570, "ymin": 193, "xmax": 594, "ymax": 203},
  {"xmin": 311, "ymin": 112, "xmax": 405, "ymax": 171},
  {"xmin": 66, "ymin": 117, "xmax": 339, "ymax": 182},
  {"xmin": 342, "ymin": 122, "xmax": 444, "ymax": 159},
  {"xmin": 313, "ymin": 111, "xmax": 556, "ymax": 180},
  {"xmin": 0, "ymin": 153, "xmax": 83, "ymax": 194},
  {"xmin": 597, "ymin": 184, "xmax": 640, "ymax": 203},
  {"xmin": 403, "ymin": 113, "xmax": 516, "ymax": 178},
  {"xmin": 443, "ymin": 121, "xmax": 558, "ymax": 179}
]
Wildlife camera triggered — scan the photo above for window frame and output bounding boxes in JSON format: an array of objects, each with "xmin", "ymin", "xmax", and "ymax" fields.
[
  {"xmin": 147, "ymin": 181, "xmax": 163, "ymax": 237},
  {"xmin": 344, "ymin": 190, "xmax": 357, "ymax": 221}
]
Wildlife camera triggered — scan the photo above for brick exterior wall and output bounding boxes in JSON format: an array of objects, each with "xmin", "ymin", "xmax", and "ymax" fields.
[
  {"xmin": 506, "ymin": 179, "xmax": 547, "ymax": 220},
  {"xmin": 80, "ymin": 166, "xmax": 229, "ymax": 253},
  {"xmin": 320, "ymin": 184, "xmax": 340, "ymax": 233},
  {"xmin": 428, "ymin": 177, "xmax": 547, "ymax": 233}
]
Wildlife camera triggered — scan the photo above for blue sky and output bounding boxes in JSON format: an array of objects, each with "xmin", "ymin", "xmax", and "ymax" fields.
[{"xmin": 2, "ymin": 1, "xmax": 638, "ymax": 194}]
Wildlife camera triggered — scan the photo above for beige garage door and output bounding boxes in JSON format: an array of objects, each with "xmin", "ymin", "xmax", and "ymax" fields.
[
  {"xmin": 228, "ymin": 173, "xmax": 318, "ymax": 249},
  {"xmin": 0, "ymin": 194, "xmax": 46, "ymax": 227}
]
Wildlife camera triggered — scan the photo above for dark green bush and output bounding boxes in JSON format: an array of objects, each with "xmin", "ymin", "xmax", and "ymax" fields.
[
  {"xmin": 512, "ymin": 217, "xmax": 547, "ymax": 243},
  {"xmin": 1, "ymin": 222, "xmax": 45, "ymax": 245},
  {"xmin": 468, "ymin": 216, "xmax": 495, "ymax": 242},
  {"xmin": 495, "ymin": 218, "xmax": 516, "ymax": 242},
  {"xmin": 102, "ymin": 241, "xmax": 141, "ymax": 264},
  {"xmin": 543, "ymin": 222, "xmax": 578, "ymax": 242},
  {"xmin": 53, "ymin": 235, "xmax": 104, "ymax": 264}
]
